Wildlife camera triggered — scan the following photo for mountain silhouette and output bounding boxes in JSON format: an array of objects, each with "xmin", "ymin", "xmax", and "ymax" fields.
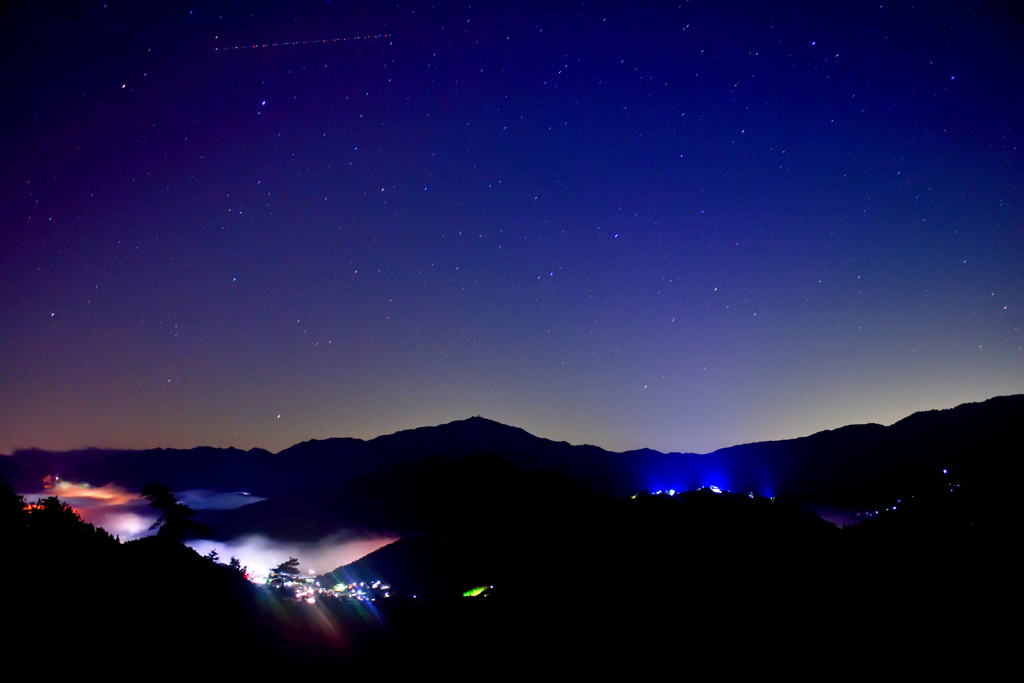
[{"xmin": 2, "ymin": 395, "xmax": 1020, "ymax": 539}]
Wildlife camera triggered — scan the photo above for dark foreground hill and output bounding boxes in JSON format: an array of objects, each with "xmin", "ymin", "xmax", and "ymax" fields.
[
  {"xmin": 4, "ymin": 467, "xmax": 1006, "ymax": 676},
  {"xmin": 321, "ymin": 483, "xmax": 841, "ymax": 600},
  {"xmin": 323, "ymin": 444, "xmax": 1008, "ymax": 674}
]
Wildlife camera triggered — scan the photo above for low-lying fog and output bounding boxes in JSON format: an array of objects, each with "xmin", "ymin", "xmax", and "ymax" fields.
[
  {"xmin": 187, "ymin": 533, "xmax": 398, "ymax": 580},
  {"xmin": 21, "ymin": 480, "xmax": 395, "ymax": 577}
]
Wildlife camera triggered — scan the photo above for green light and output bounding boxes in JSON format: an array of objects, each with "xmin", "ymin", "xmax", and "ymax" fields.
[{"xmin": 462, "ymin": 586, "xmax": 489, "ymax": 597}]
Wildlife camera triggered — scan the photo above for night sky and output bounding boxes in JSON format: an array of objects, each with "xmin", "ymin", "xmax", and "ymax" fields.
[{"xmin": 2, "ymin": 1, "xmax": 1021, "ymax": 455}]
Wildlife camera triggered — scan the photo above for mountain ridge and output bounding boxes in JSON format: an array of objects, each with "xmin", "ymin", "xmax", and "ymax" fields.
[
  {"xmin": 2, "ymin": 394, "xmax": 1020, "ymax": 538},
  {"xmin": 10, "ymin": 394, "xmax": 1016, "ymax": 462}
]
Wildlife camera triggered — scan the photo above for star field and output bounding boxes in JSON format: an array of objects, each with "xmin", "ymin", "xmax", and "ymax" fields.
[{"xmin": 1, "ymin": 1, "xmax": 1021, "ymax": 454}]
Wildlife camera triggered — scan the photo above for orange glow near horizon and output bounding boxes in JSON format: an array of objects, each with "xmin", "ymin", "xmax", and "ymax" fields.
[{"xmin": 39, "ymin": 476, "xmax": 139, "ymax": 506}]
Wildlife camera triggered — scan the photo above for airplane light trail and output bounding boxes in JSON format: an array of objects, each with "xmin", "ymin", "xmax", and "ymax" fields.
[{"xmin": 215, "ymin": 33, "xmax": 391, "ymax": 51}]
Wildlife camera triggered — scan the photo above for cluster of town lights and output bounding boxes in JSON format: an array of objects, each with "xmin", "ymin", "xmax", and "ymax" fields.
[{"xmin": 268, "ymin": 573, "xmax": 392, "ymax": 604}]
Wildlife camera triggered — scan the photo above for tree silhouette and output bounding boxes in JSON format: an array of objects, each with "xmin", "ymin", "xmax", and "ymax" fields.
[
  {"xmin": 269, "ymin": 557, "xmax": 301, "ymax": 584},
  {"xmin": 228, "ymin": 556, "xmax": 248, "ymax": 578},
  {"xmin": 21, "ymin": 495, "xmax": 117, "ymax": 552},
  {"xmin": 141, "ymin": 484, "xmax": 211, "ymax": 541},
  {"xmin": 29, "ymin": 496, "xmax": 87, "ymax": 535}
]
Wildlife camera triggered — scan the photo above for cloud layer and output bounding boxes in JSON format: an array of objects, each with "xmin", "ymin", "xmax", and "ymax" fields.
[{"xmin": 187, "ymin": 533, "xmax": 398, "ymax": 580}]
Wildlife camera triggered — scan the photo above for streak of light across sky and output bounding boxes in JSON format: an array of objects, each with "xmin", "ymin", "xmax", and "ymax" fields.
[{"xmin": 213, "ymin": 33, "xmax": 392, "ymax": 51}]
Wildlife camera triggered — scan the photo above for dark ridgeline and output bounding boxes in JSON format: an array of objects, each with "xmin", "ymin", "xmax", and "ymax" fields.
[
  {"xmin": 3, "ymin": 395, "xmax": 1020, "ymax": 542},
  {"xmin": 148, "ymin": 393, "xmax": 1024, "ymax": 540},
  {"xmin": 0, "ymin": 445, "xmax": 281, "ymax": 496}
]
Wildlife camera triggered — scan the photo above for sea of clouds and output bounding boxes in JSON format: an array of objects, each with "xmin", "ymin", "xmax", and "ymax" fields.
[{"xmin": 20, "ymin": 480, "xmax": 394, "ymax": 575}]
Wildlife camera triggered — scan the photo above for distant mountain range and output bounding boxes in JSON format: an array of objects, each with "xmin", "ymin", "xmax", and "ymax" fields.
[{"xmin": 2, "ymin": 394, "xmax": 1020, "ymax": 538}]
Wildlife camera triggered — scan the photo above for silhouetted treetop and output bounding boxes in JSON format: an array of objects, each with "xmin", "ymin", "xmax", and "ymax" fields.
[
  {"xmin": 141, "ymin": 483, "xmax": 211, "ymax": 541},
  {"xmin": 269, "ymin": 557, "xmax": 301, "ymax": 584}
]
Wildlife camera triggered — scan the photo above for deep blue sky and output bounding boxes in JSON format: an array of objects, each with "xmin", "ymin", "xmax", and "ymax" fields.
[{"xmin": 2, "ymin": 0, "xmax": 1021, "ymax": 454}]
